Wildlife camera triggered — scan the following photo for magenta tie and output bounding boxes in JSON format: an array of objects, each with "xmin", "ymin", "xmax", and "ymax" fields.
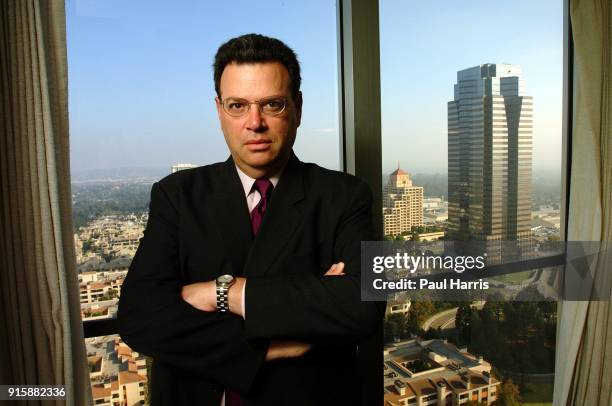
[
  {"xmin": 226, "ymin": 179, "xmax": 273, "ymax": 406},
  {"xmin": 249, "ymin": 178, "xmax": 273, "ymax": 237}
]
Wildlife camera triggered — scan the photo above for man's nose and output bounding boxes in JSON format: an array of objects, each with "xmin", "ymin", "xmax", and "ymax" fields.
[{"xmin": 246, "ymin": 104, "xmax": 266, "ymax": 131}]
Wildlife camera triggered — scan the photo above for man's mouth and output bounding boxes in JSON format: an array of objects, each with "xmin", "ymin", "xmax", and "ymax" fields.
[{"xmin": 245, "ymin": 139, "xmax": 272, "ymax": 151}]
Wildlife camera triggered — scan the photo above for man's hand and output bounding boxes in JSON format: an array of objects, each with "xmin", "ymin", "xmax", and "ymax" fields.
[
  {"xmin": 265, "ymin": 340, "xmax": 313, "ymax": 361},
  {"xmin": 325, "ymin": 262, "xmax": 345, "ymax": 276},
  {"xmin": 263, "ymin": 262, "xmax": 344, "ymax": 362}
]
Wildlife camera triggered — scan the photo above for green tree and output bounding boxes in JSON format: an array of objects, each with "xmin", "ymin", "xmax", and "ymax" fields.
[
  {"xmin": 455, "ymin": 302, "xmax": 474, "ymax": 343},
  {"xmin": 408, "ymin": 359, "xmax": 432, "ymax": 373},
  {"xmin": 405, "ymin": 307, "xmax": 420, "ymax": 335},
  {"xmin": 468, "ymin": 311, "xmax": 487, "ymax": 355},
  {"xmin": 99, "ymin": 288, "xmax": 119, "ymax": 301},
  {"xmin": 480, "ymin": 301, "xmax": 503, "ymax": 323},
  {"xmin": 82, "ymin": 239, "xmax": 93, "ymax": 252},
  {"xmin": 538, "ymin": 300, "xmax": 557, "ymax": 323},
  {"xmin": 144, "ymin": 357, "xmax": 153, "ymax": 405},
  {"xmin": 410, "ymin": 301, "xmax": 435, "ymax": 326},
  {"xmin": 422, "ymin": 327, "xmax": 443, "ymax": 340},
  {"xmin": 385, "ymin": 313, "xmax": 407, "ymax": 341},
  {"xmin": 496, "ymin": 379, "xmax": 521, "ymax": 406}
]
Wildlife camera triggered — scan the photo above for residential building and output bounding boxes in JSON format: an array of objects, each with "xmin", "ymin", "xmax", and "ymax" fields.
[
  {"xmin": 383, "ymin": 166, "xmax": 424, "ymax": 236},
  {"xmin": 417, "ymin": 231, "xmax": 445, "ymax": 242},
  {"xmin": 75, "ymin": 214, "xmax": 146, "ymax": 262},
  {"xmin": 80, "ymin": 282, "xmax": 111, "ymax": 304},
  {"xmin": 384, "ymin": 339, "xmax": 500, "ymax": 405},
  {"xmin": 386, "ymin": 299, "xmax": 411, "ymax": 316},
  {"xmin": 88, "ymin": 337, "xmax": 148, "ymax": 406}
]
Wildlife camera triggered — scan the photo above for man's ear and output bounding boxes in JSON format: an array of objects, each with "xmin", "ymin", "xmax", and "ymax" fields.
[
  {"xmin": 215, "ymin": 96, "xmax": 223, "ymax": 120},
  {"xmin": 295, "ymin": 91, "xmax": 303, "ymax": 127}
]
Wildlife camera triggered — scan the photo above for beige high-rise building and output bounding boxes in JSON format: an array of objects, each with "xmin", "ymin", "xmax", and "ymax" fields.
[{"xmin": 383, "ymin": 167, "xmax": 424, "ymax": 237}]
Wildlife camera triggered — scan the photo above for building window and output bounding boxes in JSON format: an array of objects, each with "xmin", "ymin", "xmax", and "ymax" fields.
[
  {"xmin": 380, "ymin": 0, "xmax": 563, "ymax": 403},
  {"xmin": 67, "ymin": 1, "xmax": 340, "ymax": 404}
]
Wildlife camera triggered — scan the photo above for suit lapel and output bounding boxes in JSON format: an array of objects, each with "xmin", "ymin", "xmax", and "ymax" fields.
[
  {"xmin": 209, "ymin": 157, "xmax": 253, "ymax": 276},
  {"xmin": 243, "ymin": 154, "xmax": 306, "ymax": 277}
]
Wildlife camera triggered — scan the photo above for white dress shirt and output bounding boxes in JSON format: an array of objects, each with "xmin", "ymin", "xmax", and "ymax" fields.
[{"xmin": 235, "ymin": 166, "xmax": 280, "ymax": 212}]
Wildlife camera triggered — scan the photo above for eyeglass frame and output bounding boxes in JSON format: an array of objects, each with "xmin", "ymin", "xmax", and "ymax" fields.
[{"xmin": 218, "ymin": 95, "xmax": 292, "ymax": 118}]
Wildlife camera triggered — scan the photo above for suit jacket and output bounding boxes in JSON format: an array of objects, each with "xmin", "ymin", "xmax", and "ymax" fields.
[{"xmin": 117, "ymin": 153, "xmax": 384, "ymax": 405}]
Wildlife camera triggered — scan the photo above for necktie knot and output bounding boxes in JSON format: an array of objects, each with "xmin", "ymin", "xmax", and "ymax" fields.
[{"xmin": 253, "ymin": 178, "xmax": 273, "ymax": 198}]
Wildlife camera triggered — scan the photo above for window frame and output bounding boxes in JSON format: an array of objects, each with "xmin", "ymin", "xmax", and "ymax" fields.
[{"xmin": 81, "ymin": 0, "xmax": 573, "ymax": 404}]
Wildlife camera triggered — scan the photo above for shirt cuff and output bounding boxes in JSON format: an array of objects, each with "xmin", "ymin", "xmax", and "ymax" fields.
[{"xmin": 241, "ymin": 280, "xmax": 246, "ymax": 319}]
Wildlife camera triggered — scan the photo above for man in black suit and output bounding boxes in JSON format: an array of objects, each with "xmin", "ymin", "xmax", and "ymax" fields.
[{"xmin": 118, "ymin": 33, "xmax": 383, "ymax": 405}]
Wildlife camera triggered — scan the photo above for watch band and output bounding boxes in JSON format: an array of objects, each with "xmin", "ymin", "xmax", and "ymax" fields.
[
  {"xmin": 216, "ymin": 284, "xmax": 230, "ymax": 312},
  {"xmin": 216, "ymin": 275, "xmax": 234, "ymax": 312}
]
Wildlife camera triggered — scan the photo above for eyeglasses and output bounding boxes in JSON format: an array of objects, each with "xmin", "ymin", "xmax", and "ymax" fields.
[{"xmin": 220, "ymin": 96, "xmax": 288, "ymax": 117}]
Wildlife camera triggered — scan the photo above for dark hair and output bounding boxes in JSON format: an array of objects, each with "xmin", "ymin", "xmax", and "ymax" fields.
[{"xmin": 213, "ymin": 33, "xmax": 301, "ymax": 99}]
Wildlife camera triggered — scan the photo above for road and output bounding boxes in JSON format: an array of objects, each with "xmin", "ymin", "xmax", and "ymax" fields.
[
  {"xmin": 422, "ymin": 308, "xmax": 458, "ymax": 331},
  {"xmin": 421, "ymin": 301, "xmax": 485, "ymax": 331}
]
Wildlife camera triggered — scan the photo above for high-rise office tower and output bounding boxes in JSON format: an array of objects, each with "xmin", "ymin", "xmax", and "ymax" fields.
[
  {"xmin": 448, "ymin": 64, "xmax": 532, "ymax": 259},
  {"xmin": 383, "ymin": 166, "xmax": 424, "ymax": 237}
]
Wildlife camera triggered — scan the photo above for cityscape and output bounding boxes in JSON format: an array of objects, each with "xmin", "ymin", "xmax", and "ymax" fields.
[
  {"xmin": 72, "ymin": 65, "xmax": 560, "ymax": 405},
  {"xmin": 380, "ymin": 64, "xmax": 558, "ymax": 406},
  {"xmin": 65, "ymin": 0, "xmax": 563, "ymax": 403}
]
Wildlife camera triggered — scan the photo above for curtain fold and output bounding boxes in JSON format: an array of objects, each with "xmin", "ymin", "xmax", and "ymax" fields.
[
  {"xmin": 0, "ymin": 0, "xmax": 91, "ymax": 405},
  {"xmin": 554, "ymin": 0, "xmax": 612, "ymax": 405}
]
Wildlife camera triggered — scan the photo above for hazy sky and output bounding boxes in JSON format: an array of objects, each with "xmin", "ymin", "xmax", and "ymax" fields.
[
  {"xmin": 66, "ymin": 0, "xmax": 564, "ymax": 175},
  {"xmin": 66, "ymin": 0, "xmax": 341, "ymax": 172},
  {"xmin": 380, "ymin": 0, "xmax": 564, "ymax": 175}
]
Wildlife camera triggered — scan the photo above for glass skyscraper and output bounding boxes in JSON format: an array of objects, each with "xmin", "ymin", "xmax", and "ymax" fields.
[{"xmin": 448, "ymin": 64, "xmax": 533, "ymax": 261}]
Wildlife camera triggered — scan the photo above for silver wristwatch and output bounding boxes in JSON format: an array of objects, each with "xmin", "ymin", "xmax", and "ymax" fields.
[{"xmin": 216, "ymin": 274, "xmax": 235, "ymax": 312}]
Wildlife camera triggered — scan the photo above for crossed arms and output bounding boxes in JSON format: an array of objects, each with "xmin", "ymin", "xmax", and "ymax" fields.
[
  {"xmin": 117, "ymin": 177, "xmax": 382, "ymax": 393},
  {"xmin": 180, "ymin": 262, "xmax": 347, "ymax": 361}
]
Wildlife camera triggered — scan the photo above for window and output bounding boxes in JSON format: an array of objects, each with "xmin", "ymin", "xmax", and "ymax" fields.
[
  {"xmin": 64, "ymin": 1, "xmax": 576, "ymax": 405},
  {"xmin": 66, "ymin": 1, "xmax": 340, "ymax": 403},
  {"xmin": 380, "ymin": 1, "xmax": 564, "ymax": 404}
]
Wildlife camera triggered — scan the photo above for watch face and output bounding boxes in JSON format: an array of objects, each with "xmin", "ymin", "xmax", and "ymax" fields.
[{"xmin": 217, "ymin": 274, "xmax": 234, "ymax": 284}]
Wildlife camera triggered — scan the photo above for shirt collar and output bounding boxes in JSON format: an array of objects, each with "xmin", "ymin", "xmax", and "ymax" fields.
[{"xmin": 235, "ymin": 165, "xmax": 281, "ymax": 197}]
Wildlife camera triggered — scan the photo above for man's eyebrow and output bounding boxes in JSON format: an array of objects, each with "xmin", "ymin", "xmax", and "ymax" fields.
[{"xmin": 223, "ymin": 94, "xmax": 287, "ymax": 101}]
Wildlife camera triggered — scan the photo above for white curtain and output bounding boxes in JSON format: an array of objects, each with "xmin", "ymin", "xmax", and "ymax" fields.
[
  {"xmin": 553, "ymin": 0, "xmax": 612, "ymax": 405},
  {"xmin": 0, "ymin": 0, "xmax": 91, "ymax": 404}
]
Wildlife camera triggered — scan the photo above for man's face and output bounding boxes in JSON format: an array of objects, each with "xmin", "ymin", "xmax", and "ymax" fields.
[{"xmin": 215, "ymin": 62, "xmax": 302, "ymax": 177}]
